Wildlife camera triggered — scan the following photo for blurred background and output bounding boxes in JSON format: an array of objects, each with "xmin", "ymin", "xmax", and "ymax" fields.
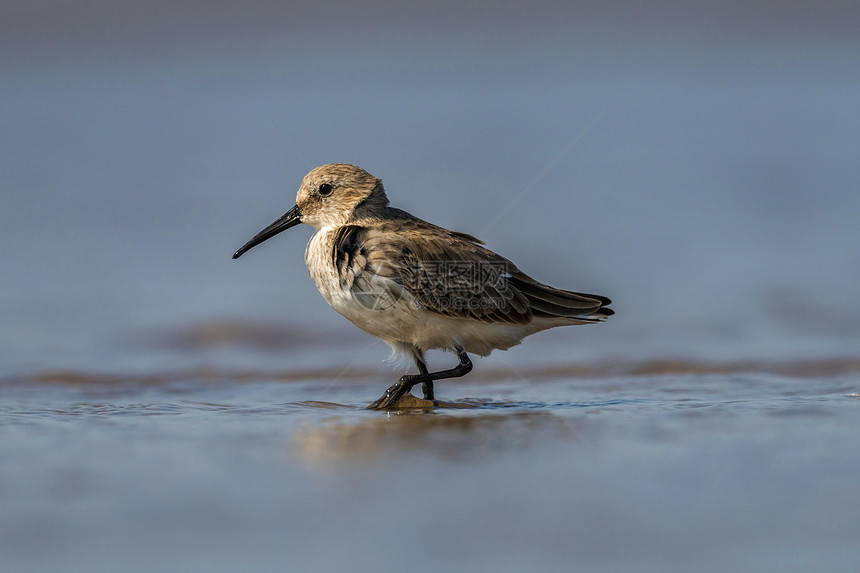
[
  {"xmin": 3, "ymin": 2, "xmax": 860, "ymax": 573},
  {"xmin": 3, "ymin": 0, "xmax": 859, "ymax": 377}
]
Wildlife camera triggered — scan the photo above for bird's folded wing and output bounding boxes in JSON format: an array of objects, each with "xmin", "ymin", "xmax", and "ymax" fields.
[{"xmin": 333, "ymin": 223, "xmax": 611, "ymax": 324}]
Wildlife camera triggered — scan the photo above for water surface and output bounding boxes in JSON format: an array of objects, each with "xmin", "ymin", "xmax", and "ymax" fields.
[{"xmin": 2, "ymin": 359, "xmax": 858, "ymax": 572}]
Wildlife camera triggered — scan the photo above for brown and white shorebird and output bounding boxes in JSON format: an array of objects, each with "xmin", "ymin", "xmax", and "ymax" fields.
[{"xmin": 233, "ymin": 164, "xmax": 613, "ymax": 408}]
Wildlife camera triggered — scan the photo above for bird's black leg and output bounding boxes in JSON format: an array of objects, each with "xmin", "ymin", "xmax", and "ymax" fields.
[
  {"xmin": 417, "ymin": 357, "xmax": 433, "ymax": 400},
  {"xmin": 368, "ymin": 346, "xmax": 473, "ymax": 409}
]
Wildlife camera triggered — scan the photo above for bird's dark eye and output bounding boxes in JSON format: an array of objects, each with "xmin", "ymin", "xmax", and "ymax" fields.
[{"xmin": 318, "ymin": 183, "xmax": 333, "ymax": 196}]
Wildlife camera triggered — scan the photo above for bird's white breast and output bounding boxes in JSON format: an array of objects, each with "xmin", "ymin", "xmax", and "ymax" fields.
[
  {"xmin": 304, "ymin": 228, "xmax": 342, "ymax": 306},
  {"xmin": 304, "ymin": 227, "xmax": 421, "ymax": 344}
]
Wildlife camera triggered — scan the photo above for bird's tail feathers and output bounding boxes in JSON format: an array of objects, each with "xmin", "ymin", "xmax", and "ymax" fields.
[{"xmin": 509, "ymin": 275, "xmax": 613, "ymax": 321}]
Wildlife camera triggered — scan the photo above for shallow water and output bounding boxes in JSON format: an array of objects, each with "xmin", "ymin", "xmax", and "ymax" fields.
[{"xmin": 2, "ymin": 361, "xmax": 859, "ymax": 572}]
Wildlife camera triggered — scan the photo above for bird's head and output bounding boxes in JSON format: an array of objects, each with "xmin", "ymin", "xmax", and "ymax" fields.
[{"xmin": 232, "ymin": 163, "xmax": 387, "ymax": 259}]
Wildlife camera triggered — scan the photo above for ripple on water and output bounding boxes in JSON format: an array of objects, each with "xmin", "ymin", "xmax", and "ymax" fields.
[{"xmin": 2, "ymin": 359, "xmax": 856, "ymax": 430}]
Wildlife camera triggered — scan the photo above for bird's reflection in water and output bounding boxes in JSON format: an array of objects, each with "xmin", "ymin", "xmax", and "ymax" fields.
[{"xmin": 290, "ymin": 400, "xmax": 594, "ymax": 466}]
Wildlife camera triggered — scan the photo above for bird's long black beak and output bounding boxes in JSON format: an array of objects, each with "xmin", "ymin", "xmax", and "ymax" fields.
[{"xmin": 232, "ymin": 204, "xmax": 302, "ymax": 259}]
